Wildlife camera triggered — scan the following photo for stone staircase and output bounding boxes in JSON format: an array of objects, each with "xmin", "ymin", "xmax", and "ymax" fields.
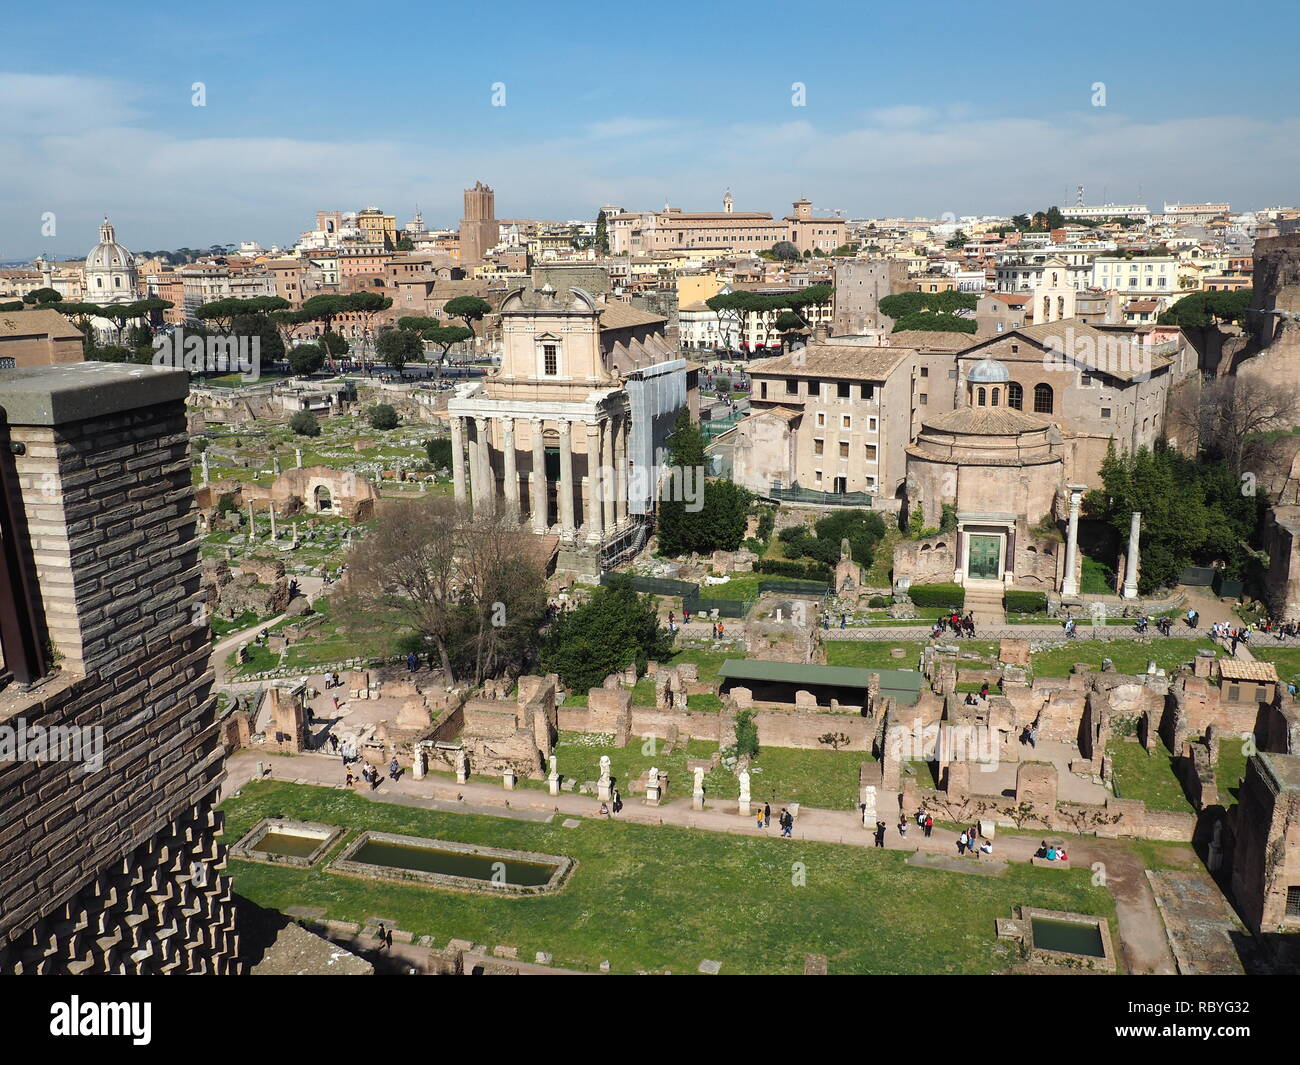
[{"xmin": 962, "ymin": 580, "xmax": 1006, "ymax": 627}]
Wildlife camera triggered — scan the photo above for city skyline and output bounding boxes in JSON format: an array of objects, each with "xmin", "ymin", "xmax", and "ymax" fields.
[{"xmin": 3, "ymin": 0, "xmax": 1299, "ymax": 256}]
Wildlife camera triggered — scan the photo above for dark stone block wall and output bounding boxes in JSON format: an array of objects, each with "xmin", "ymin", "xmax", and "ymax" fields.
[{"xmin": 0, "ymin": 366, "xmax": 239, "ymax": 974}]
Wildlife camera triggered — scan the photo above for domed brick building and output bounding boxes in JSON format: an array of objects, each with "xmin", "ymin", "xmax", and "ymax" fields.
[{"xmin": 894, "ymin": 357, "xmax": 1075, "ymax": 590}]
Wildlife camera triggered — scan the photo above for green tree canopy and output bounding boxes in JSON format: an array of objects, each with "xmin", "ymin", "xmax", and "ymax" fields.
[
  {"xmin": 287, "ymin": 343, "xmax": 326, "ymax": 376},
  {"xmin": 442, "ymin": 295, "xmax": 492, "ymax": 332},
  {"xmin": 1157, "ymin": 289, "xmax": 1253, "ymax": 329},
  {"xmin": 539, "ymin": 574, "xmax": 672, "ymax": 692},
  {"xmin": 376, "ymin": 327, "xmax": 423, "ymax": 372},
  {"xmin": 367, "ymin": 403, "xmax": 400, "ymax": 430},
  {"xmin": 289, "ymin": 410, "xmax": 321, "ymax": 437}
]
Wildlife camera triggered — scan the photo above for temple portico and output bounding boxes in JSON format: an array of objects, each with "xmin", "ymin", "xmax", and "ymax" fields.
[
  {"xmin": 444, "ymin": 277, "xmax": 693, "ymax": 577},
  {"xmin": 448, "ymin": 388, "xmax": 638, "ymax": 571}
]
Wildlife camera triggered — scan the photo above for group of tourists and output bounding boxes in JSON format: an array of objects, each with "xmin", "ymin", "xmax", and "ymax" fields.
[
  {"xmin": 1034, "ymin": 841, "xmax": 1069, "ymax": 862},
  {"xmin": 958, "ymin": 825, "xmax": 993, "ymax": 858},
  {"xmin": 932, "ymin": 611, "xmax": 977, "ymax": 639},
  {"xmin": 1134, "ymin": 614, "xmax": 1174, "ymax": 635},
  {"xmin": 1210, "ymin": 621, "xmax": 1253, "ymax": 654}
]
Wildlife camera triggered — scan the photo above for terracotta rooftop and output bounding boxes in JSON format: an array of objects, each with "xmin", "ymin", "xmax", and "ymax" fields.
[
  {"xmin": 884, "ymin": 330, "xmax": 977, "ymax": 351},
  {"xmin": 0, "ymin": 308, "xmax": 83, "ymax": 340},
  {"xmin": 598, "ymin": 303, "xmax": 666, "ymax": 330},
  {"xmin": 919, "ymin": 405, "xmax": 1052, "ymax": 436},
  {"xmin": 748, "ymin": 343, "xmax": 913, "ymax": 382},
  {"xmin": 1217, "ymin": 659, "xmax": 1279, "ymax": 683}
]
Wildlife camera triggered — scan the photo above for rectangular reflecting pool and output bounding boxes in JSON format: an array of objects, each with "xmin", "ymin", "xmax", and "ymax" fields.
[
  {"xmin": 331, "ymin": 831, "xmax": 573, "ymax": 895},
  {"xmin": 351, "ymin": 839, "xmax": 556, "ymax": 887},
  {"xmin": 1015, "ymin": 907, "xmax": 1116, "ymax": 971},
  {"xmin": 230, "ymin": 818, "xmax": 344, "ymax": 868},
  {"xmin": 1032, "ymin": 917, "xmax": 1106, "ymax": 957}
]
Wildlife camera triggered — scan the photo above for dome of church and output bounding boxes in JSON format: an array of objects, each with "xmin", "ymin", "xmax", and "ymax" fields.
[
  {"xmin": 967, "ymin": 356, "xmax": 1010, "ymax": 383},
  {"xmin": 86, "ymin": 218, "xmax": 133, "ymax": 272}
]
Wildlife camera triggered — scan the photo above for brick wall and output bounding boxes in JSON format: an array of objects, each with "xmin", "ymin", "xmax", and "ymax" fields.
[{"xmin": 0, "ymin": 364, "xmax": 237, "ymax": 973}]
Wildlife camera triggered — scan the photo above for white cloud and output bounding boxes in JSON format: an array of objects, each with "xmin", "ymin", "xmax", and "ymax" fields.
[{"xmin": 1, "ymin": 72, "xmax": 1297, "ymax": 257}]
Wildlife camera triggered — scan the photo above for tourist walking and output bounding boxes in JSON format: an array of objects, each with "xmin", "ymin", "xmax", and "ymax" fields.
[
  {"xmin": 924, "ymin": 814, "xmax": 933, "ymax": 838},
  {"xmin": 957, "ymin": 830, "xmax": 968, "ymax": 856},
  {"xmin": 874, "ymin": 821, "xmax": 886, "ymax": 847},
  {"xmin": 388, "ymin": 757, "xmax": 400, "ymax": 782},
  {"xmin": 763, "ymin": 801, "xmax": 771, "ymax": 828},
  {"xmin": 406, "ymin": 651, "xmax": 418, "ymax": 673}
]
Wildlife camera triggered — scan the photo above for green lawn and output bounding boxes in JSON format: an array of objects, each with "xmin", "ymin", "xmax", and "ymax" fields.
[
  {"xmin": 549, "ymin": 733, "xmax": 865, "ymax": 810},
  {"xmin": 1217, "ymin": 737, "xmax": 1248, "ymax": 809},
  {"xmin": 1107, "ymin": 737, "xmax": 1194, "ymax": 814},
  {"xmin": 1247, "ymin": 645, "xmax": 1300, "ymax": 686},
  {"xmin": 823, "ymin": 641, "xmax": 928, "ymax": 669},
  {"xmin": 1031, "ymin": 638, "xmax": 1220, "ymax": 678},
  {"xmin": 221, "ymin": 779, "xmax": 1116, "ymax": 974}
]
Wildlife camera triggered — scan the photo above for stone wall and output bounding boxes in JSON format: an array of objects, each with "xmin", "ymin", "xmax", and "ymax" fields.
[{"xmin": 0, "ymin": 364, "xmax": 238, "ymax": 974}]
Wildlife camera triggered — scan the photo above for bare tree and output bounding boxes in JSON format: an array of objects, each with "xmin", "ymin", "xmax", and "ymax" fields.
[
  {"xmin": 1175, "ymin": 373, "xmax": 1300, "ymax": 475},
  {"xmin": 338, "ymin": 496, "xmax": 547, "ymax": 685}
]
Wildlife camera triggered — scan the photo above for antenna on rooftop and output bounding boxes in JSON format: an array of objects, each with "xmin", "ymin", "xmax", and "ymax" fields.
[{"xmin": 1075, "ymin": 184, "xmax": 1085, "ymax": 208}]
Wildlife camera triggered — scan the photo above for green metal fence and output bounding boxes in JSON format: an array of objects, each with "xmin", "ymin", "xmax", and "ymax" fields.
[
  {"xmin": 682, "ymin": 594, "xmax": 753, "ymax": 618},
  {"xmin": 758, "ymin": 578, "xmax": 829, "ymax": 595},
  {"xmin": 599, "ymin": 573, "xmax": 697, "ymax": 598}
]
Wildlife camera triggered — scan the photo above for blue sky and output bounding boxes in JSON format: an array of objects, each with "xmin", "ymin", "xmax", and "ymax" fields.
[{"xmin": 3, "ymin": 0, "xmax": 1298, "ymax": 257}]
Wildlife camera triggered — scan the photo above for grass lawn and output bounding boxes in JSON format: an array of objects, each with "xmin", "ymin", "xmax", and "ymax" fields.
[
  {"xmin": 1107, "ymin": 737, "xmax": 1194, "ymax": 814},
  {"xmin": 823, "ymin": 641, "xmax": 927, "ymax": 669},
  {"xmin": 549, "ymin": 734, "xmax": 865, "ymax": 810},
  {"xmin": 221, "ymin": 779, "xmax": 1116, "ymax": 974},
  {"xmin": 1246, "ymin": 645, "xmax": 1300, "ymax": 686},
  {"xmin": 1216, "ymin": 737, "xmax": 1248, "ymax": 810},
  {"xmin": 1031, "ymin": 638, "xmax": 1220, "ymax": 678}
]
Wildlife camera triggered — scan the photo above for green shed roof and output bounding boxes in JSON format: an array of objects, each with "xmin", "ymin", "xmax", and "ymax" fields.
[{"xmin": 718, "ymin": 659, "xmax": 922, "ymax": 705}]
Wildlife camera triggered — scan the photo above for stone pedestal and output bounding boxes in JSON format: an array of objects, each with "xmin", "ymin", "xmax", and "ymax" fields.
[
  {"xmin": 412, "ymin": 747, "xmax": 426, "ymax": 780},
  {"xmin": 860, "ymin": 784, "xmax": 877, "ymax": 828},
  {"xmin": 548, "ymin": 773, "xmax": 560, "ymax": 796},
  {"xmin": 503, "ymin": 770, "xmax": 516, "ymax": 791}
]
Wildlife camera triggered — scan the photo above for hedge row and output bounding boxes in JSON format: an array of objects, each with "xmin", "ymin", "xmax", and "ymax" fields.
[
  {"xmin": 908, "ymin": 582, "xmax": 966, "ymax": 610},
  {"xmin": 754, "ymin": 558, "xmax": 833, "ymax": 581},
  {"xmin": 1004, "ymin": 590, "xmax": 1048, "ymax": 614}
]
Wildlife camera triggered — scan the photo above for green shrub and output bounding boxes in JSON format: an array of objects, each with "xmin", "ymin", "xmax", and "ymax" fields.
[
  {"xmin": 908, "ymin": 582, "xmax": 966, "ymax": 609},
  {"xmin": 754, "ymin": 507, "xmax": 776, "ymax": 543},
  {"xmin": 289, "ymin": 411, "xmax": 321, "ymax": 437},
  {"xmin": 867, "ymin": 595, "xmax": 889, "ymax": 608},
  {"xmin": 754, "ymin": 559, "xmax": 832, "ymax": 580},
  {"xmin": 1004, "ymin": 590, "xmax": 1048, "ymax": 614},
  {"xmin": 367, "ymin": 403, "xmax": 400, "ymax": 430}
]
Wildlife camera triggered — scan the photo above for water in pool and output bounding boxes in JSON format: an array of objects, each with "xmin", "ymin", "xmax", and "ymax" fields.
[
  {"xmin": 352, "ymin": 840, "xmax": 556, "ymax": 887},
  {"xmin": 1031, "ymin": 917, "xmax": 1105, "ymax": 957},
  {"xmin": 255, "ymin": 831, "xmax": 325, "ymax": 859}
]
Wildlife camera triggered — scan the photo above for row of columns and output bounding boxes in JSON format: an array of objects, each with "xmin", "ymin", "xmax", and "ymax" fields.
[{"xmin": 451, "ymin": 414, "xmax": 629, "ymax": 544}]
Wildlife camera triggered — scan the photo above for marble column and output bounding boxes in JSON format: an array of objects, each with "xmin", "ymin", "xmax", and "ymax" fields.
[
  {"xmin": 558, "ymin": 419, "xmax": 575, "ymax": 538},
  {"xmin": 467, "ymin": 418, "xmax": 484, "ymax": 513},
  {"xmin": 450, "ymin": 416, "xmax": 467, "ymax": 502},
  {"xmin": 200, "ymin": 450, "xmax": 210, "ymax": 485},
  {"xmin": 502, "ymin": 416, "xmax": 520, "ymax": 520},
  {"xmin": 1122, "ymin": 510, "xmax": 1141, "ymax": 599},
  {"xmin": 268, "ymin": 502, "xmax": 277, "ymax": 541},
  {"xmin": 247, "ymin": 501, "xmax": 256, "ymax": 540},
  {"xmin": 599, "ymin": 419, "xmax": 616, "ymax": 535},
  {"xmin": 585, "ymin": 421, "xmax": 604, "ymax": 544},
  {"xmin": 614, "ymin": 415, "xmax": 629, "ymax": 526},
  {"xmin": 530, "ymin": 418, "xmax": 548, "ymax": 534},
  {"xmin": 473, "ymin": 417, "xmax": 492, "ymax": 515},
  {"xmin": 1060, "ymin": 484, "xmax": 1086, "ymax": 596}
]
